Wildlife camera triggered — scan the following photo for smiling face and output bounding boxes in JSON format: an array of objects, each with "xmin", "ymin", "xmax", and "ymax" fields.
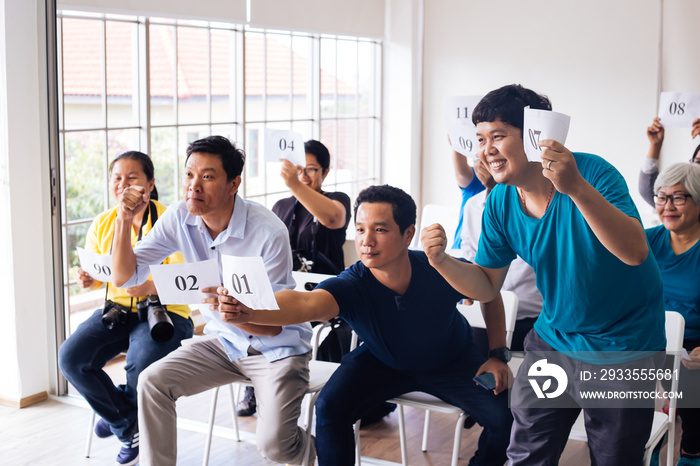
[
  {"xmin": 656, "ymin": 184, "xmax": 700, "ymax": 234},
  {"xmin": 110, "ymin": 158, "xmax": 155, "ymax": 203},
  {"xmin": 354, "ymin": 202, "xmax": 414, "ymax": 271},
  {"xmin": 298, "ymin": 153, "xmax": 327, "ymax": 192},
  {"xmin": 476, "ymin": 119, "xmax": 529, "ymax": 186},
  {"xmin": 182, "ymin": 152, "xmax": 240, "ymax": 218}
]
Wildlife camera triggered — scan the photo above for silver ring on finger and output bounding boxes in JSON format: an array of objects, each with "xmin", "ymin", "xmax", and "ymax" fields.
[{"xmin": 547, "ymin": 160, "xmax": 553, "ymax": 171}]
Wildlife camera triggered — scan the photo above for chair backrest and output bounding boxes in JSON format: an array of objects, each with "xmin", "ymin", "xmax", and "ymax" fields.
[
  {"xmin": 665, "ymin": 311, "xmax": 685, "ymax": 353},
  {"xmin": 456, "ymin": 290, "xmax": 520, "ymax": 348},
  {"xmin": 413, "ymin": 204, "xmax": 459, "ymax": 250}
]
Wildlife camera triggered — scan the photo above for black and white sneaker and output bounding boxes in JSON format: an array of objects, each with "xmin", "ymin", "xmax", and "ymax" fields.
[{"xmin": 115, "ymin": 430, "xmax": 139, "ymax": 466}]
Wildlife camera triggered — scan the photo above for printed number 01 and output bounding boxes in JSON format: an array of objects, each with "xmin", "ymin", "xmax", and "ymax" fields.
[{"xmin": 231, "ymin": 274, "xmax": 253, "ymax": 295}]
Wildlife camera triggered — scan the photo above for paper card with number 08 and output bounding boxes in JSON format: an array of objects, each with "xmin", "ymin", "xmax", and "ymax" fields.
[
  {"xmin": 77, "ymin": 247, "xmax": 113, "ymax": 283},
  {"xmin": 149, "ymin": 259, "xmax": 220, "ymax": 305},
  {"xmin": 221, "ymin": 255, "xmax": 280, "ymax": 310},
  {"xmin": 523, "ymin": 107, "xmax": 571, "ymax": 162},
  {"xmin": 658, "ymin": 92, "xmax": 700, "ymax": 128},
  {"xmin": 263, "ymin": 129, "xmax": 306, "ymax": 167}
]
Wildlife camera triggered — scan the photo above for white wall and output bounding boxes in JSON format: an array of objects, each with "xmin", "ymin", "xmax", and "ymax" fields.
[
  {"xmin": 0, "ymin": 0, "xmax": 55, "ymax": 403},
  {"xmin": 421, "ymin": 0, "xmax": 700, "ymax": 226}
]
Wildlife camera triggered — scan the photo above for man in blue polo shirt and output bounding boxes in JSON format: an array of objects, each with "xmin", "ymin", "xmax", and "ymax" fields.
[
  {"xmin": 422, "ymin": 84, "xmax": 666, "ymax": 465},
  {"xmin": 215, "ymin": 184, "xmax": 513, "ymax": 466}
]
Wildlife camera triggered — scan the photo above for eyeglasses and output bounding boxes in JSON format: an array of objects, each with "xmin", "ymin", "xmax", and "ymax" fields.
[
  {"xmin": 297, "ymin": 167, "xmax": 322, "ymax": 177},
  {"xmin": 653, "ymin": 193, "xmax": 693, "ymax": 206}
]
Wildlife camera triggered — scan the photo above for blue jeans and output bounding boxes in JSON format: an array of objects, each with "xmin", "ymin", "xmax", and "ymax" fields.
[
  {"xmin": 58, "ymin": 307, "xmax": 193, "ymax": 442},
  {"xmin": 314, "ymin": 344, "xmax": 512, "ymax": 466}
]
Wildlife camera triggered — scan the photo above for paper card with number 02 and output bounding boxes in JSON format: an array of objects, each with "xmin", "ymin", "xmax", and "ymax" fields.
[
  {"xmin": 149, "ymin": 259, "xmax": 220, "ymax": 305},
  {"xmin": 658, "ymin": 92, "xmax": 700, "ymax": 128},
  {"xmin": 523, "ymin": 107, "xmax": 571, "ymax": 162},
  {"xmin": 221, "ymin": 255, "xmax": 280, "ymax": 310},
  {"xmin": 263, "ymin": 129, "xmax": 306, "ymax": 167},
  {"xmin": 77, "ymin": 247, "xmax": 113, "ymax": 283}
]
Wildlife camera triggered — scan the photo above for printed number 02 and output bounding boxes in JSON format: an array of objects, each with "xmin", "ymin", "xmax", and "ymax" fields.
[
  {"xmin": 174, "ymin": 275, "xmax": 199, "ymax": 291},
  {"xmin": 231, "ymin": 274, "xmax": 253, "ymax": 294}
]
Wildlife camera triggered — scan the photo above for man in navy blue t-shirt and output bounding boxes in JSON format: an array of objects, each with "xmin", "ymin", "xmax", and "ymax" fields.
[{"xmin": 215, "ymin": 185, "xmax": 513, "ymax": 466}]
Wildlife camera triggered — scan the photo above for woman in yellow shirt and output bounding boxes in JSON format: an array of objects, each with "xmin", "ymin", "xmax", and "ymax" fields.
[{"xmin": 58, "ymin": 151, "xmax": 193, "ymax": 466}]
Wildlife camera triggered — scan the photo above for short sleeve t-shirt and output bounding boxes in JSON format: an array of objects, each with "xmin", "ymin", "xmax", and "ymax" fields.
[
  {"xmin": 646, "ymin": 225, "xmax": 700, "ymax": 339},
  {"xmin": 315, "ymin": 250, "xmax": 470, "ymax": 371},
  {"xmin": 453, "ymin": 170, "xmax": 485, "ymax": 249},
  {"xmin": 475, "ymin": 153, "xmax": 665, "ymax": 360}
]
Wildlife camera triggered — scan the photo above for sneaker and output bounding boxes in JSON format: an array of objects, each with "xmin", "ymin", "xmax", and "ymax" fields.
[
  {"xmin": 678, "ymin": 454, "xmax": 700, "ymax": 466},
  {"xmin": 94, "ymin": 418, "xmax": 114, "ymax": 439},
  {"xmin": 236, "ymin": 386, "xmax": 257, "ymax": 417},
  {"xmin": 116, "ymin": 430, "xmax": 139, "ymax": 466}
]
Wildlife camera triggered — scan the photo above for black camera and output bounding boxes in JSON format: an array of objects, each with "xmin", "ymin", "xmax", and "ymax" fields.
[
  {"xmin": 101, "ymin": 300, "xmax": 130, "ymax": 330},
  {"xmin": 137, "ymin": 295, "xmax": 174, "ymax": 343}
]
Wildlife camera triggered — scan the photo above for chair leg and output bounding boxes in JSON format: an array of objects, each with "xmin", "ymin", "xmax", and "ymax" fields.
[
  {"xmin": 202, "ymin": 386, "xmax": 220, "ymax": 466},
  {"xmin": 301, "ymin": 392, "xmax": 320, "ymax": 466},
  {"xmin": 227, "ymin": 384, "xmax": 240, "ymax": 442},
  {"xmin": 397, "ymin": 404, "xmax": 408, "ymax": 466},
  {"xmin": 85, "ymin": 410, "xmax": 96, "ymax": 458},
  {"xmin": 421, "ymin": 409, "xmax": 431, "ymax": 451},
  {"xmin": 354, "ymin": 420, "xmax": 362, "ymax": 466},
  {"xmin": 451, "ymin": 412, "xmax": 465, "ymax": 466}
]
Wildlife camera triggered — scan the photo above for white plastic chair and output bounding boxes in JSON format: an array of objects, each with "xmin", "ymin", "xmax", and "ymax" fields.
[
  {"xmin": 567, "ymin": 311, "xmax": 684, "ymax": 466},
  {"xmin": 202, "ymin": 271, "xmax": 338, "ymax": 466},
  {"xmin": 359, "ymin": 290, "xmax": 520, "ymax": 466},
  {"xmin": 412, "ymin": 204, "xmax": 459, "ymax": 250}
]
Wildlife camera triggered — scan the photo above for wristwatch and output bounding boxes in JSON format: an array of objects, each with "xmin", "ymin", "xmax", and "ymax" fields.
[{"xmin": 488, "ymin": 347, "xmax": 512, "ymax": 363}]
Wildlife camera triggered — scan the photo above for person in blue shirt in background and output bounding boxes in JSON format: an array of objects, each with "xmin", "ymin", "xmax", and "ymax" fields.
[
  {"xmin": 451, "ymin": 143, "xmax": 484, "ymax": 248},
  {"xmin": 646, "ymin": 162, "xmax": 700, "ymax": 466},
  {"xmin": 422, "ymin": 84, "xmax": 666, "ymax": 466}
]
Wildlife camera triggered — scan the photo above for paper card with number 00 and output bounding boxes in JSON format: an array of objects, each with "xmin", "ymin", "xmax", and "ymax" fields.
[
  {"xmin": 221, "ymin": 255, "xmax": 279, "ymax": 310},
  {"xmin": 658, "ymin": 92, "xmax": 700, "ymax": 128},
  {"xmin": 149, "ymin": 259, "xmax": 220, "ymax": 305},
  {"xmin": 77, "ymin": 247, "xmax": 113, "ymax": 282},
  {"xmin": 523, "ymin": 107, "xmax": 571, "ymax": 162},
  {"xmin": 263, "ymin": 129, "xmax": 306, "ymax": 167}
]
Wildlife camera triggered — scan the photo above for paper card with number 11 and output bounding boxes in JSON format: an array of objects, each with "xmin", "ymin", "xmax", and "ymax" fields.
[
  {"xmin": 444, "ymin": 95, "xmax": 483, "ymax": 160},
  {"xmin": 149, "ymin": 259, "xmax": 220, "ymax": 305},
  {"xmin": 77, "ymin": 247, "xmax": 113, "ymax": 282},
  {"xmin": 221, "ymin": 255, "xmax": 280, "ymax": 310},
  {"xmin": 263, "ymin": 129, "xmax": 306, "ymax": 167},
  {"xmin": 523, "ymin": 107, "xmax": 571, "ymax": 162},
  {"xmin": 658, "ymin": 92, "xmax": 700, "ymax": 128}
]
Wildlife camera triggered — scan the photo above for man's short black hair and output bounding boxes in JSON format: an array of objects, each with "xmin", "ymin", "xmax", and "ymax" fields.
[
  {"xmin": 304, "ymin": 139, "xmax": 331, "ymax": 172},
  {"xmin": 472, "ymin": 84, "xmax": 552, "ymax": 133},
  {"xmin": 354, "ymin": 185, "xmax": 416, "ymax": 234},
  {"xmin": 186, "ymin": 136, "xmax": 245, "ymax": 181}
]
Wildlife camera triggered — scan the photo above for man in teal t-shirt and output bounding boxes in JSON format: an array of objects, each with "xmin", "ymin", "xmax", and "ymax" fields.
[{"xmin": 422, "ymin": 84, "xmax": 665, "ymax": 466}]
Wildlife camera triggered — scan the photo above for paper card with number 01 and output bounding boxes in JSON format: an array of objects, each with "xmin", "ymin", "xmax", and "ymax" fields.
[
  {"xmin": 523, "ymin": 107, "xmax": 571, "ymax": 162},
  {"xmin": 658, "ymin": 92, "xmax": 700, "ymax": 128},
  {"xmin": 149, "ymin": 259, "xmax": 220, "ymax": 305},
  {"xmin": 263, "ymin": 129, "xmax": 306, "ymax": 167},
  {"xmin": 77, "ymin": 247, "xmax": 113, "ymax": 283},
  {"xmin": 221, "ymin": 255, "xmax": 280, "ymax": 310}
]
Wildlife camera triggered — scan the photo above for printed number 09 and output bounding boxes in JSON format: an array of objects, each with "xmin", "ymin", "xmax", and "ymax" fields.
[
  {"xmin": 94, "ymin": 263, "xmax": 111, "ymax": 276},
  {"xmin": 458, "ymin": 137, "xmax": 473, "ymax": 152}
]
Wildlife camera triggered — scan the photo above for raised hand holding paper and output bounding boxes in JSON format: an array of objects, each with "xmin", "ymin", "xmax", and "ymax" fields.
[
  {"xmin": 658, "ymin": 92, "xmax": 700, "ymax": 128},
  {"xmin": 221, "ymin": 255, "xmax": 279, "ymax": 310},
  {"xmin": 149, "ymin": 259, "xmax": 220, "ymax": 305},
  {"xmin": 523, "ymin": 107, "xmax": 571, "ymax": 162},
  {"xmin": 444, "ymin": 95, "xmax": 483, "ymax": 159},
  {"xmin": 77, "ymin": 247, "xmax": 113, "ymax": 282},
  {"xmin": 264, "ymin": 129, "xmax": 306, "ymax": 167}
]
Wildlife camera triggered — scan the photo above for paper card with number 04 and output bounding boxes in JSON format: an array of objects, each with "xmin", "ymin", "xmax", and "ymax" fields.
[
  {"xmin": 221, "ymin": 255, "xmax": 280, "ymax": 310},
  {"xmin": 263, "ymin": 129, "xmax": 306, "ymax": 167},
  {"xmin": 77, "ymin": 247, "xmax": 113, "ymax": 282},
  {"xmin": 149, "ymin": 259, "xmax": 220, "ymax": 305},
  {"xmin": 523, "ymin": 107, "xmax": 571, "ymax": 162},
  {"xmin": 658, "ymin": 92, "xmax": 700, "ymax": 128}
]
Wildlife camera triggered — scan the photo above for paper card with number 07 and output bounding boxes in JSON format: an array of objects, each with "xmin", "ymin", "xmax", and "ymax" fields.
[
  {"xmin": 522, "ymin": 107, "xmax": 571, "ymax": 162},
  {"xmin": 221, "ymin": 255, "xmax": 280, "ymax": 310},
  {"xmin": 149, "ymin": 259, "xmax": 220, "ymax": 305}
]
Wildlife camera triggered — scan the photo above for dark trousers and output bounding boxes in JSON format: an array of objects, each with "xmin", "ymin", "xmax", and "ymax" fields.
[
  {"xmin": 314, "ymin": 344, "xmax": 513, "ymax": 466},
  {"xmin": 663, "ymin": 338, "xmax": 700, "ymax": 454},
  {"xmin": 472, "ymin": 316, "xmax": 537, "ymax": 357},
  {"xmin": 507, "ymin": 330, "xmax": 657, "ymax": 466},
  {"xmin": 58, "ymin": 308, "xmax": 193, "ymax": 441}
]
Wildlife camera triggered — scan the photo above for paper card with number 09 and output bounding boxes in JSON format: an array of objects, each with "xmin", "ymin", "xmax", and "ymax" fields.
[
  {"xmin": 77, "ymin": 247, "xmax": 113, "ymax": 283},
  {"xmin": 149, "ymin": 259, "xmax": 220, "ymax": 305},
  {"xmin": 523, "ymin": 107, "xmax": 571, "ymax": 162},
  {"xmin": 221, "ymin": 255, "xmax": 280, "ymax": 310},
  {"xmin": 263, "ymin": 129, "xmax": 306, "ymax": 167},
  {"xmin": 444, "ymin": 95, "xmax": 483, "ymax": 160},
  {"xmin": 448, "ymin": 123, "xmax": 479, "ymax": 160},
  {"xmin": 658, "ymin": 92, "xmax": 700, "ymax": 128}
]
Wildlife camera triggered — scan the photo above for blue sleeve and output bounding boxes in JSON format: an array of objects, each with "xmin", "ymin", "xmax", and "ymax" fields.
[
  {"xmin": 126, "ymin": 207, "xmax": 180, "ymax": 287},
  {"xmin": 580, "ymin": 153, "xmax": 641, "ymax": 222},
  {"xmin": 315, "ymin": 264, "xmax": 363, "ymax": 321},
  {"xmin": 474, "ymin": 186, "xmax": 516, "ymax": 269},
  {"xmin": 461, "ymin": 168, "xmax": 485, "ymax": 197},
  {"xmin": 262, "ymin": 226, "xmax": 295, "ymax": 292}
]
